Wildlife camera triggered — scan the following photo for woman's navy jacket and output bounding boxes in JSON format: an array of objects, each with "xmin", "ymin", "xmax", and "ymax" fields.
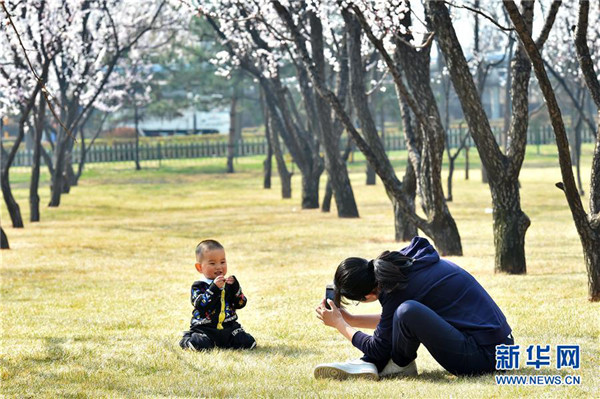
[{"xmin": 351, "ymin": 237, "xmax": 512, "ymax": 363}]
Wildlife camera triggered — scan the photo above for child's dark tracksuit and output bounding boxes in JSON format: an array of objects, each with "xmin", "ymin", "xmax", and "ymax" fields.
[
  {"xmin": 180, "ymin": 277, "xmax": 256, "ymax": 351},
  {"xmin": 353, "ymin": 237, "xmax": 513, "ymax": 376}
]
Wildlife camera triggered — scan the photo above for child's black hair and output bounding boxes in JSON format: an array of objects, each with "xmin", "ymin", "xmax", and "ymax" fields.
[
  {"xmin": 333, "ymin": 250, "xmax": 413, "ymax": 306},
  {"xmin": 195, "ymin": 239, "xmax": 224, "ymax": 262}
]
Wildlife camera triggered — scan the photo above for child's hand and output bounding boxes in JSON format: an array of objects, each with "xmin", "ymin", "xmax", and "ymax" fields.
[
  {"xmin": 226, "ymin": 275, "xmax": 236, "ymax": 285},
  {"xmin": 214, "ymin": 275, "xmax": 226, "ymax": 289}
]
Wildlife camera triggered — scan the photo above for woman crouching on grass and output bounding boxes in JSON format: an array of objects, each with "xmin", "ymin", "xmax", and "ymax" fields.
[{"xmin": 314, "ymin": 237, "xmax": 514, "ymax": 380}]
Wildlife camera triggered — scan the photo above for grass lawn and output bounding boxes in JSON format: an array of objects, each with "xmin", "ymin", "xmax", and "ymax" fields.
[{"xmin": 1, "ymin": 145, "xmax": 599, "ymax": 398}]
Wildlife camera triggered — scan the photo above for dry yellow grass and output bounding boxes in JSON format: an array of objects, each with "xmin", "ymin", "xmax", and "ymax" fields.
[{"xmin": 1, "ymin": 150, "xmax": 599, "ymax": 398}]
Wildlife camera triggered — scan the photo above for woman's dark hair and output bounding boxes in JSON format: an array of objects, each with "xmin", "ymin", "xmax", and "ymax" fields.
[
  {"xmin": 372, "ymin": 250, "xmax": 413, "ymax": 294},
  {"xmin": 333, "ymin": 251, "xmax": 413, "ymax": 306},
  {"xmin": 333, "ymin": 257, "xmax": 375, "ymax": 306}
]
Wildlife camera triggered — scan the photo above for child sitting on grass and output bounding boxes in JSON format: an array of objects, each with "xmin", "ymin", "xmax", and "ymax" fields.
[{"xmin": 179, "ymin": 239, "xmax": 256, "ymax": 351}]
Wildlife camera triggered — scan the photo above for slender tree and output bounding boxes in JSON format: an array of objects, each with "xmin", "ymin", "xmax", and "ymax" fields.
[
  {"xmin": 426, "ymin": 0, "xmax": 560, "ymax": 273},
  {"xmin": 271, "ymin": 1, "xmax": 462, "ymax": 254},
  {"xmin": 504, "ymin": 0, "xmax": 600, "ymax": 301},
  {"xmin": 203, "ymin": 4, "xmax": 325, "ymax": 208},
  {"xmin": 46, "ymin": 0, "xmax": 173, "ymax": 207}
]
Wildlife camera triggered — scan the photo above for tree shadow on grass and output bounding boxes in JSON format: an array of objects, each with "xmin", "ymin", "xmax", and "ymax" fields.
[
  {"xmin": 407, "ymin": 370, "xmax": 456, "ymax": 384},
  {"xmin": 19, "ymin": 337, "xmax": 69, "ymax": 365},
  {"xmin": 251, "ymin": 342, "xmax": 319, "ymax": 357},
  {"xmin": 163, "ymin": 339, "xmax": 318, "ymax": 374}
]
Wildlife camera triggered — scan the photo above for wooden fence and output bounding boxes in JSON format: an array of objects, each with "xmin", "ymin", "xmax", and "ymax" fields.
[{"xmin": 10, "ymin": 125, "xmax": 596, "ymax": 167}]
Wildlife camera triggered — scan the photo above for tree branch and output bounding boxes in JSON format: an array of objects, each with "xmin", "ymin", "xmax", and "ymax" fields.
[
  {"xmin": 443, "ymin": 1, "xmax": 514, "ymax": 31},
  {"xmin": 1, "ymin": 1, "xmax": 75, "ymax": 141}
]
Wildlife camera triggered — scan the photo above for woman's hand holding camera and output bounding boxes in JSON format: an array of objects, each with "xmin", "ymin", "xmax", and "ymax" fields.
[{"xmin": 316, "ymin": 299, "xmax": 345, "ymax": 329}]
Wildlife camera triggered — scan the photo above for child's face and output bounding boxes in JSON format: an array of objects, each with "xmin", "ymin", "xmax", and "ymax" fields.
[{"xmin": 195, "ymin": 248, "xmax": 227, "ymax": 280}]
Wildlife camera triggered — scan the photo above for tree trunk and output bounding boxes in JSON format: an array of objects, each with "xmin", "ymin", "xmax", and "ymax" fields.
[
  {"xmin": 30, "ymin": 90, "xmax": 47, "ymax": 222},
  {"xmin": 301, "ymin": 172, "xmax": 320, "ymax": 209},
  {"xmin": 51, "ymin": 122, "xmax": 75, "ymax": 202},
  {"xmin": 205, "ymin": 14, "xmax": 324, "ymax": 209},
  {"xmin": 75, "ymin": 127, "xmax": 87, "ymax": 185},
  {"xmin": 2, "ymin": 73, "xmax": 44, "ymax": 225},
  {"xmin": 0, "ymin": 227, "xmax": 8, "ymax": 249},
  {"xmin": 393, "ymin": 199, "xmax": 417, "ymax": 242},
  {"xmin": 446, "ymin": 158, "xmax": 455, "ymax": 202},
  {"xmin": 50, "ymin": 102, "xmax": 78, "ymax": 206},
  {"xmin": 260, "ymin": 89, "xmax": 272, "ymax": 189},
  {"xmin": 428, "ymin": 211, "xmax": 464, "ymax": 255},
  {"xmin": 1, "ymin": 171, "xmax": 23, "ymax": 228},
  {"xmin": 263, "ymin": 149, "xmax": 272, "ymax": 189},
  {"xmin": 491, "ymin": 180, "xmax": 530, "ymax": 274},
  {"xmin": 323, "ymin": 137, "xmax": 354, "ymax": 213},
  {"xmin": 582, "ymin": 231, "xmax": 600, "ymax": 301},
  {"xmin": 306, "ymin": 12, "xmax": 359, "ymax": 217},
  {"xmin": 504, "ymin": 0, "xmax": 600, "ymax": 298},
  {"xmin": 481, "ymin": 163, "xmax": 489, "ymax": 184},
  {"xmin": 266, "ymin": 110, "xmax": 292, "ymax": 199},
  {"xmin": 75, "ymin": 112, "xmax": 107, "ymax": 184},
  {"xmin": 394, "ymin": 13, "xmax": 462, "ymax": 253},
  {"xmin": 49, "ymin": 134, "xmax": 67, "ymax": 207},
  {"xmin": 570, "ymin": 94, "xmax": 584, "ymax": 196},
  {"xmin": 474, "ymin": 0, "xmax": 495, "ymax": 183},
  {"xmin": 265, "ymin": 76, "xmax": 320, "ymax": 206},
  {"xmin": 64, "ymin": 159, "xmax": 74, "ymax": 192},
  {"xmin": 134, "ymin": 103, "xmax": 141, "ymax": 171},
  {"xmin": 40, "ymin": 142, "xmax": 54, "ymax": 177},
  {"xmin": 502, "ymin": 37, "xmax": 515, "ymax": 150},
  {"xmin": 65, "ymin": 135, "xmax": 76, "ymax": 189},
  {"xmin": 426, "ymin": 0, "xmax": 544, "ymax": 268},
  {"xmin": 446, "ymin": 131, "xmax": 469, "ymax": 202},
  {"xmin": 263, "ymin": 130, "xmax": 273, "ymax": 189},
  {"xmin": 2, "ymin": 115, "xmax": 28, "ymax": 228},
  {"xmin": 394, "ymin": 161, "xmax": 418, "ymax": 241},
  {"xmin": 366, "ymin": 55, "xmax": 378, "ymax": 190},
  {"xmin": 227, "ymin": 86, "xmax": 239, "ymax": 174},
  {"xmin": 273, "ymin": 3, "xmax": 463, "ymax": 253},
  {"xmin": 366, "ymin": 165, "xmax": 376, "ymax": 185},
  {"xmin": 465, "ymin": 145, "xmax": 470, "ymax": 180},
  {"xmin": 322, "ymin": 179, "xmax": 333, "ymax": 213}
]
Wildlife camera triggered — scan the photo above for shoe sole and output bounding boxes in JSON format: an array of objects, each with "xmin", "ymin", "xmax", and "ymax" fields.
[{"xmin": 314, "ymin": 365, "xmax": 379, "ymax": 381}]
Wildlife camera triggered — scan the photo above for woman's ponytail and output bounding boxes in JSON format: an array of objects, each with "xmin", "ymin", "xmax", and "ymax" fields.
[{"xmin": 372, "ymin": 250, "xmax": 413, "ymax": 294}]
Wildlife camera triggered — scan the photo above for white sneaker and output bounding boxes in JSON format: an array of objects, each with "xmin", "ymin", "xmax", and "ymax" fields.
[
  {"xmin": 379, "ymin": 359, "xmax": 418, "ymax": 378},
  {"xmin": 314, "ymin": 359, "xmax": 379, "ymax": 381}
]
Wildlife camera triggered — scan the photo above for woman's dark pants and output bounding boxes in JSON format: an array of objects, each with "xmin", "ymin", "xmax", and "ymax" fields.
[{"xmin": 364, "ymin": 300, "xmax": 513, "ymax": 376}]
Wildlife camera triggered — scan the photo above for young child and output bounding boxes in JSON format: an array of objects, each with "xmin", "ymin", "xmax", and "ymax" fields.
[{"xmin": 179, "ymin": 239, "xmax": 256, "ymax": 351}]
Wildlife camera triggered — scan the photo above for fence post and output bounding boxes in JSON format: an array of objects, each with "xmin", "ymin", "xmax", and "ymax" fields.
[{"xmin": 158, "ymin": 142, "xmax": 162, "ymax": 168}]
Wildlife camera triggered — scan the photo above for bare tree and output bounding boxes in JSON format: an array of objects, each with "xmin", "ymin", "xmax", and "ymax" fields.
[
  {"xmin": 505, "ymin": 0, "xmax": 600, "ymax": 301},
  {"xmin": 227, "ymin": 78, "xmax": 241, "ymax": 174},
  {"xmin": 272, "ymin": 1, "xmax": 463, "ymax": 254},
  {"xmin": 205, "ymin": 11, "xmax": 324, "ymax": 208},
  {"xmin": 75, "ymin": 111, "xmax": 108, "ymax": 181},
  {"xmin": 426, "ymin": 0, "xmax": 560, "ymax": 273},
  {"xmin": 347, "ymin": 3, "xmax": 461, "ymax": 251},
  {"xmin": 290, "ymin": 7, "xmax": 359, "ymax": 217},
  {"xmin": 48, "ymin": 1, "xmax": 170, "ymax": 207}
]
